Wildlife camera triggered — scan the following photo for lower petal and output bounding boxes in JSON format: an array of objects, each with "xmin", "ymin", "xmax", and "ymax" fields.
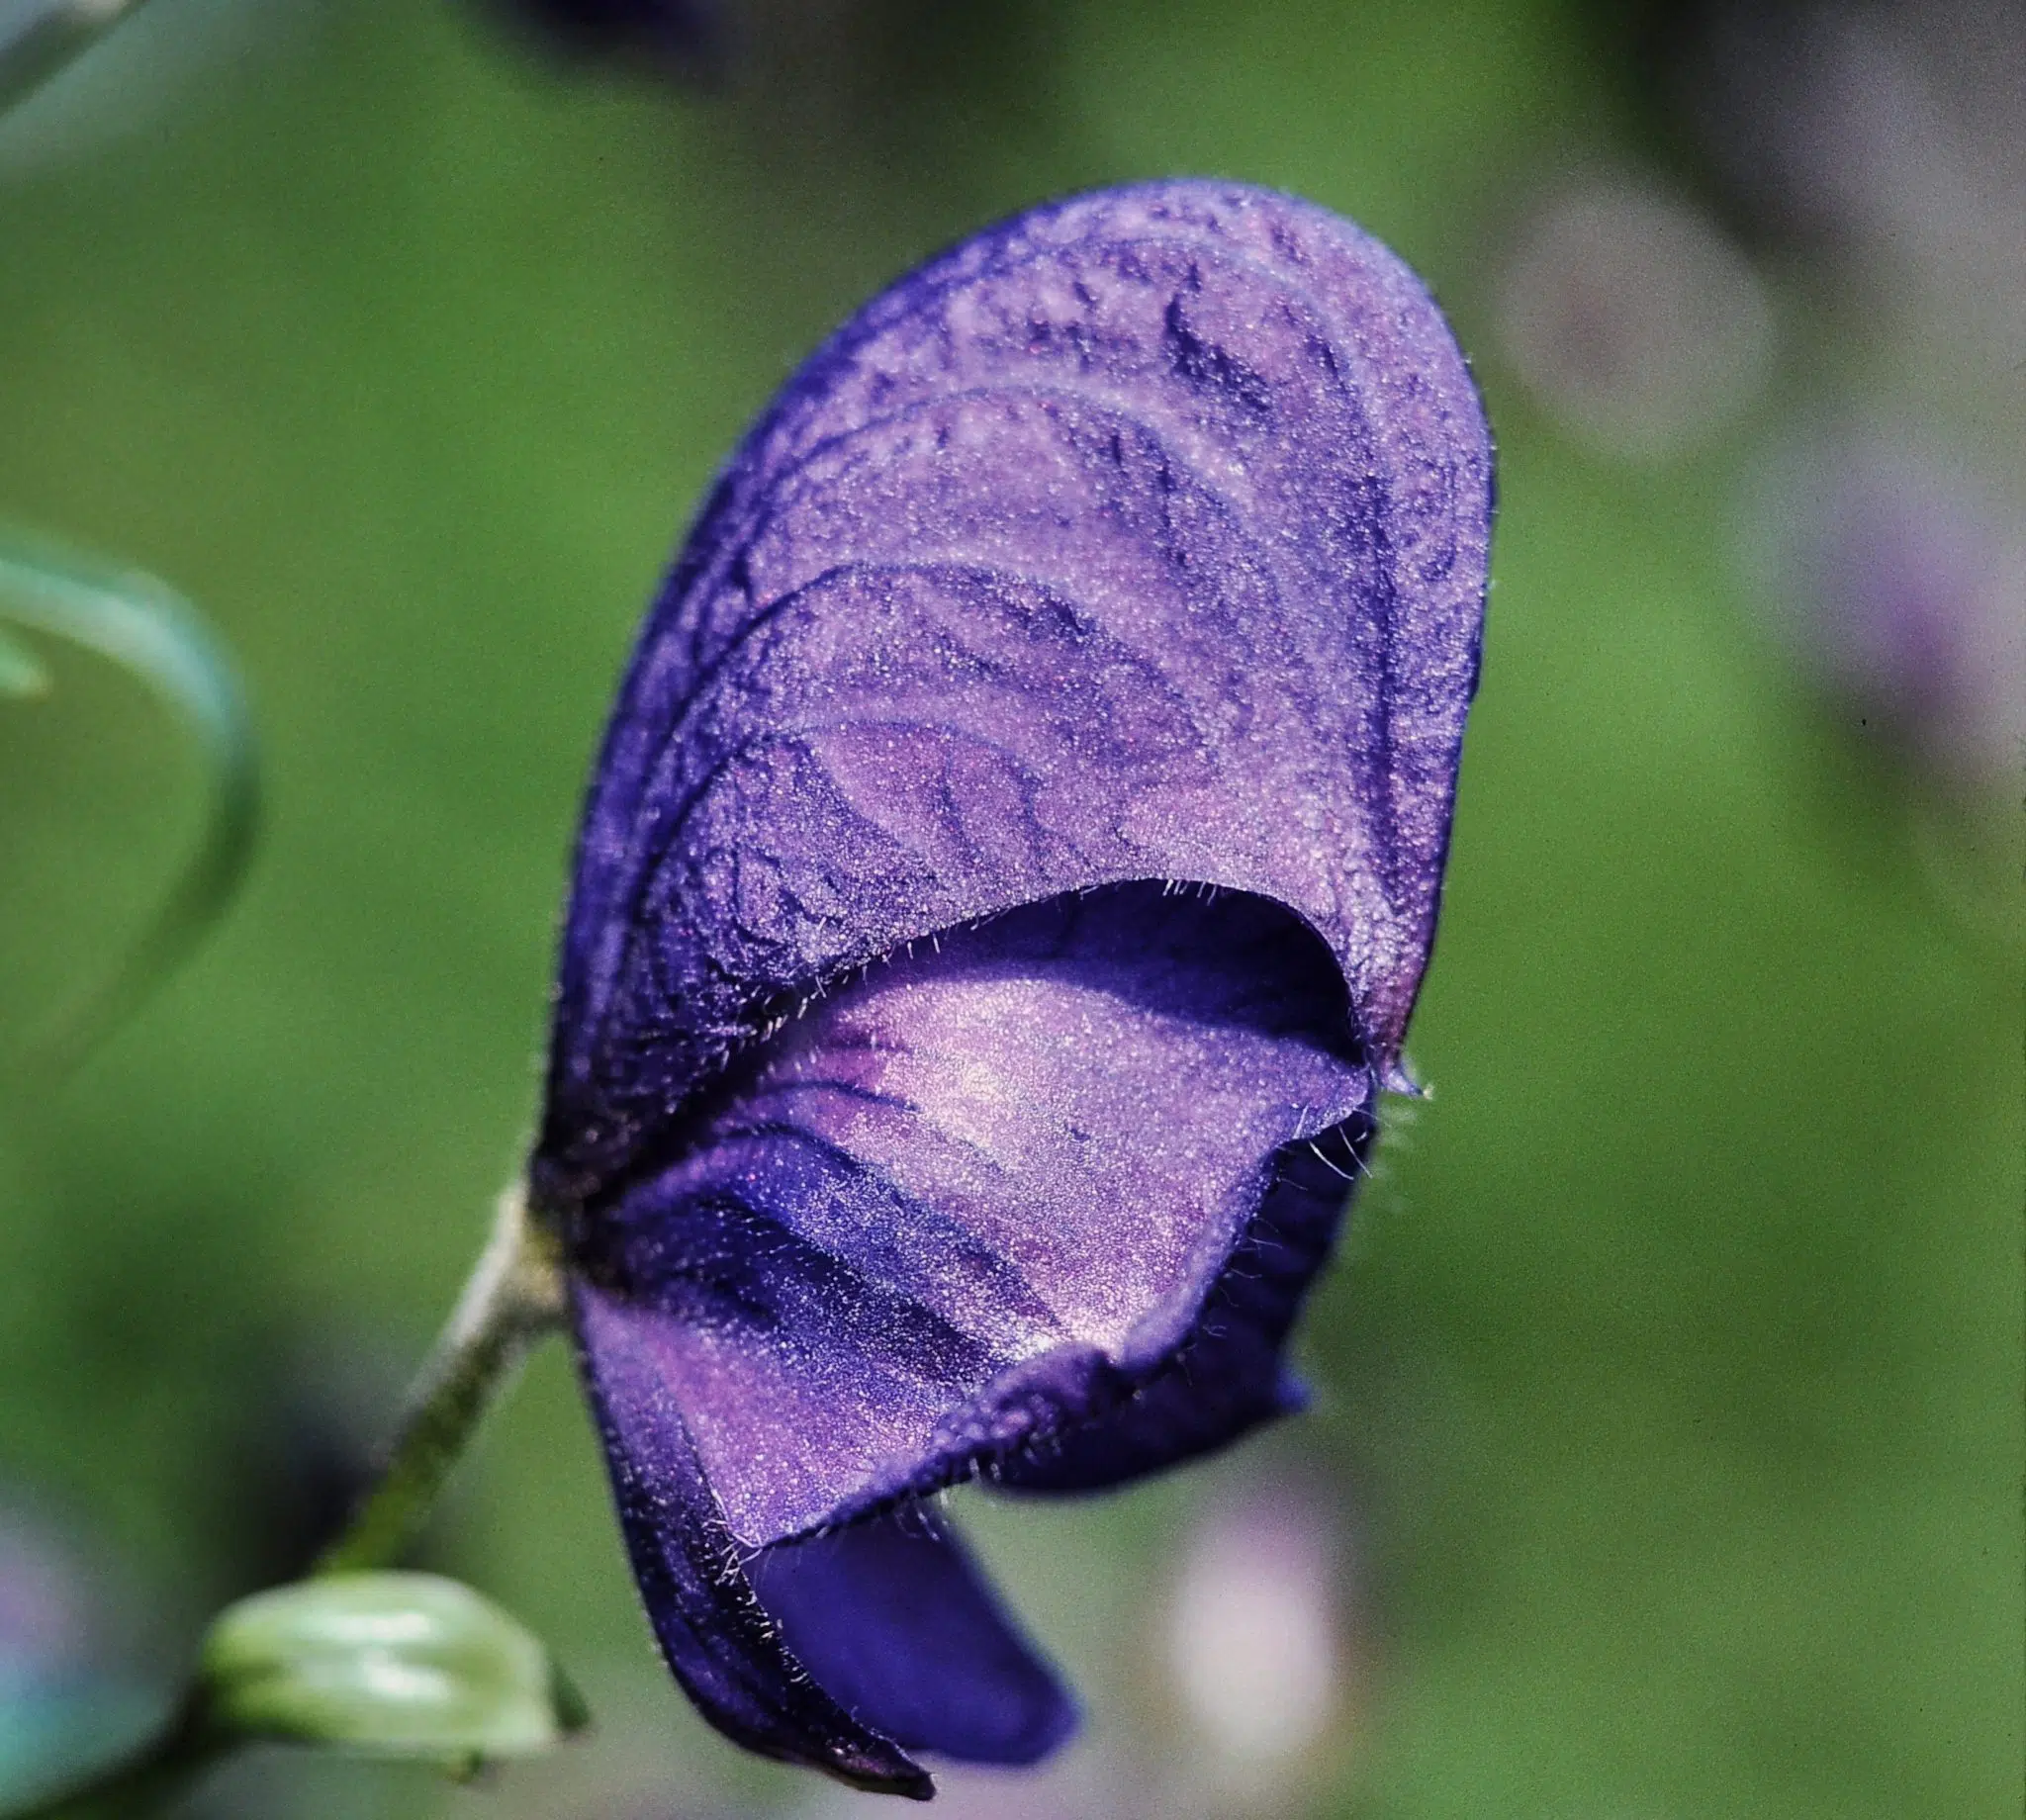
[
  {"xmin": 748, "ymin": 1504, "xmax": 1075, "ymax": 1766},
  {"xmin": 573, "ymin": 1281, "xmax": 934, "ymax": 1798}
]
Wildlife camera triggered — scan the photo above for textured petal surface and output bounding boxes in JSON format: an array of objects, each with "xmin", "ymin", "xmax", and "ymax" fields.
[
  {"xmin": 543, "ymin": 179, "xmax": 1492, "ymax": 1792},
  {"xmin": 995, "ymin": 1120, "xmax": 1375, "ymax": 1494},
  {"xmin": 537, "ymin": 179, "xmax": 1491, "ymax": 1203},
  {"xmin": 572, "ymin": 884, "xmax": 1369, "ymax": 1546},
  {"xmin": 573, "ymin": 1279, "xmax": 934, "ymax": 1796}
]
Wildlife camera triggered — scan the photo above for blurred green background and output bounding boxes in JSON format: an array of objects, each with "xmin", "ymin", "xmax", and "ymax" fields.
[{"xmin": 2, "ymin": 1, "xmax": 2020, "ymax": 1816}]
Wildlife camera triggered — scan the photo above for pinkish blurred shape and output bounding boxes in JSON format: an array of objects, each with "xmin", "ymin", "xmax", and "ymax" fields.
[
  {"xmin": 1162, "ymin": 1482, "xmax": 1348, "ymax": 1803},
  {"xmin": 1757, "ymin": 426, "xmax": 2026, "ymax": 789},
  {"xmin": 1495, "ymin": 175, "xmax": 1774, "ymax": 462},
  {"xmin": 0, "ymin": 1518, "xmax": 87, "ymax": 1684},
  {"xmin": 0, "ymin": 1503, "xmax": 161, "ymax": 1807}
]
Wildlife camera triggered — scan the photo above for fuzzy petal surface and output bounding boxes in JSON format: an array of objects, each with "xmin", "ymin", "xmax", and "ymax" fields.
[
  {"xmin": 538, "ymin": 180, "xmax": 1490, "ymax": 1203},
  {"xmin": 541, "ymin": 179, "xmax": 1492, "ymax": 1791}
]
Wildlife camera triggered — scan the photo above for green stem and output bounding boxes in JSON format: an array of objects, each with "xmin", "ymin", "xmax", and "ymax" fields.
[
  {"xmin": 2, "ymin": 1184, "xmax": 566, "ymax": 1819},
  {"xmin": 318, "ymin": 1183, "xmax": 568, "ymax": 1575}
]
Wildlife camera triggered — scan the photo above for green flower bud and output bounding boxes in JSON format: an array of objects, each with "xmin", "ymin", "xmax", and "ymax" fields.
[{"xmin": 198, "ymin": 1572, "xmax": 589, "ymax": 1773}]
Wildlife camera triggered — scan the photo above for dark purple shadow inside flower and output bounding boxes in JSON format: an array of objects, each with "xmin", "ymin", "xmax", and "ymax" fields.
[{"xmin": 570, "ymin": 881, "xmax": 1373, "ymax": 1793}]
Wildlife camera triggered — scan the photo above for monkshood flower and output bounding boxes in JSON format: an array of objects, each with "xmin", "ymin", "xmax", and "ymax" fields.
[{"xmin": 530, "ymin": 180, "xmax": 1492, "ymax": 1798}]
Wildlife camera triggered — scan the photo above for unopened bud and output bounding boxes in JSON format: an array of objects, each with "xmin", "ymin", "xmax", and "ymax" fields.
[{"xmin": 198, "ymin": 1572, "xmax": 588, "ymax": 1772}]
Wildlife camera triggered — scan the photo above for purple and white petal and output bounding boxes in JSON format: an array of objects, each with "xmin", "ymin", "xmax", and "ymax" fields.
[{"xmin": 539, "ymin": 180, "xmax": 1493, "ymax": 1792}]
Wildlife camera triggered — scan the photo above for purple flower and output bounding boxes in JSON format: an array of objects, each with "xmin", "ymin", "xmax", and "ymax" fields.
[{"xmin": 532, "ymin": 181, "xmax": 1492, "ymax": 1797}]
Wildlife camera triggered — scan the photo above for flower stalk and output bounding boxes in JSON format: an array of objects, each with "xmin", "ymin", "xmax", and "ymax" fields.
[{"xmin": 317, "ymin": 1182, "xmax": 568, "ymax": 1576}]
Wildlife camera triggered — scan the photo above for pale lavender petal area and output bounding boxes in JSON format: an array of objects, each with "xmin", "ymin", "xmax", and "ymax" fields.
[
  {"xmin": 539, "ymin": 180, "xmax": 1490, "ymax": 1203},
  {"xmin": 992, "ymin": 1121, "xmax": 1374, "ymax": 1495},
  {"xmin": 575, "ymin": 884, "xmax": 1367, "ymax": 1548},
  {"xmin": 572, "ymin": 883, "xmax": 1366, "ymax": 1787},
  {"xmin": 537, "ymin": 180, "xmax": 1493, "ymax": 1794}
]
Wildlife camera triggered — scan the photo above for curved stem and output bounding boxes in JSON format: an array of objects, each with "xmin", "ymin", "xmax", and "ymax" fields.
[
  {"xmin": 0, "ymin": 537, "xmax": 260, "ymax": 1086},
  {"xmin": 318, "ymin": 1182, "xmax": 568, "ymax": 1575}
]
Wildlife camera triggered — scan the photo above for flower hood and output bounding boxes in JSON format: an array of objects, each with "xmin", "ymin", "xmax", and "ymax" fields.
[{"xmin": 533, "ymin": 179, "xmax": 1492, "ymax": 1797}]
